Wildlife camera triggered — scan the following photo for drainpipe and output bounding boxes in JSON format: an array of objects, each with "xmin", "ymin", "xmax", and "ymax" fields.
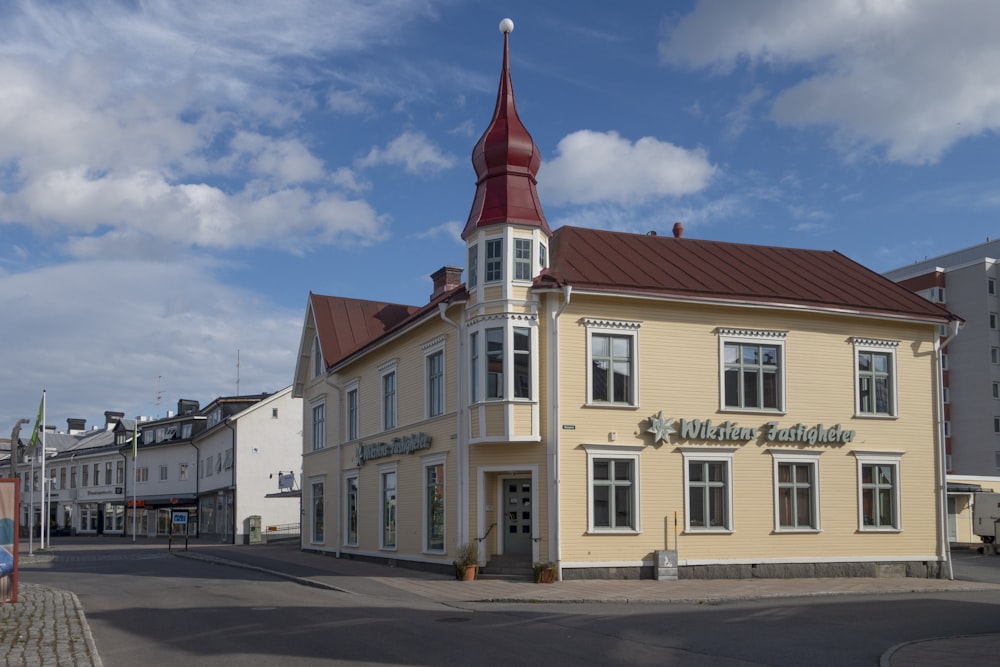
[
  {"xmin": 550, "ymin": 285, "xmax": 571, "ymax": 579},
  {"xmin": 322, "ymin": 376, "xmax": 343, "ymax": 558},
  {"xmin": 936, "ymin": 319, "xmax": 962, "ymax": 580},
  {"xmin": 438, "ymin": 302, "xmax": 466, "ymax": 546},
  {"xmin": 224, "ymin": 418, "xmax": 237, "ymax": 544},
  {"xmin": 190, "ymin": 441, "xmax": 200, "ymax": 539}
]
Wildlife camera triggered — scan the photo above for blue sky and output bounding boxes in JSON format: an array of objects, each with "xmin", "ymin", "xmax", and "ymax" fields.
[{"xmin": 3, "ymin": 0, "xmax": 1000, "ymax": 430}]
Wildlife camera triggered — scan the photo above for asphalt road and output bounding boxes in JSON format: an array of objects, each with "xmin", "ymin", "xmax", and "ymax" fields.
[{"xmin": 19, "ymin": 543, "xmax": 1000, "ymax": 666}]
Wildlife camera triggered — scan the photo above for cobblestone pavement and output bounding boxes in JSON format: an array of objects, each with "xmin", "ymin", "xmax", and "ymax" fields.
[{"xmin": 0, "ymin": 582, "xmax": 102, "ymax": 667}]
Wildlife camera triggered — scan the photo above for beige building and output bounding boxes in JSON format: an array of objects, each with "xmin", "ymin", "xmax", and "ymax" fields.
[{"xmin": 292, "ymin": 24, "xmax": 959, "ymax": 579}]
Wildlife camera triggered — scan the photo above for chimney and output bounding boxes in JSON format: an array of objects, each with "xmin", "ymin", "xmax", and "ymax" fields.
[
  {"xmin": 430, "ymin": 265, "xmax": 463, "ymax": 301},
  {"xmin": 66, "ymin": 418, "xmax": 86, "ymax": 434},
  {"xmin": 104, "ymin": 410, "xmax": 125, "ymax": 430},
  {"xmin": 178, "ymin": 399, "xmax": 200, "ymax": 415},
  {"xmin": 672, "ymin": 222, "xmax": 684, "ymax": 238}
]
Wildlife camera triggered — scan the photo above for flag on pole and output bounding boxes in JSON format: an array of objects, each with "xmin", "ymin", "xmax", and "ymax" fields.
[
  {"xmin": 132, "ymin": 420, "xmax": 138, "ymax": 460},
  {"xmin": 28, "ymin": 392, "xmax": 44, "ymax": 448}
]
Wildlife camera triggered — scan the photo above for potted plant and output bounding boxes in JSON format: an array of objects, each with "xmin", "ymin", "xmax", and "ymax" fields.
[
  {"xmin": 533, "ymin": 562, "xmax": 557, "ymax": 584},
  {"xmin": 453, "ymin": 541, "xmax": 479, "ymax": 581}
]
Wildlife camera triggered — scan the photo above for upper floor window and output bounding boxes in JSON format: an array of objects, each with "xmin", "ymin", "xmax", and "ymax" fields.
[
  {"xmin": 382, "ymin": 370, "xmax": 397, "ymax": 430},
  {"xmin": 206, "ymin": 409, "xmax": 222, "ymax": 429},
  {"xmin": 346, "ymin": 385, "xmax": 359, "ymax": 441},
  {"xmin": 513, "ymin": 327, "xmax": 530, "ymax": 399},
  {"xmin": 992, "ymin": 313, "xmax": 998, "ymax": 330},
  {"xmin": 587, "ymin": 321, "xmax": 639, "ymax": 406},
  {"xmin": 311, "ymin": 402, "xmax": 325, "ymax": 451},
  {"xmin": 539, "ymin": 242, "xmax": 547, "ymax": 270},
  {"xmin": 720, "ymin": 329, "xmax": 785, "ymax": 412},
  {"xmin": 990, "ymin": 277, "xmax": 996, "ymax": 295},
  {"xmin": 181, "ymin": 423, "xmax": 192, "ymax": 439},
  {"xmin": 485, "ymin": 238, "xmax": 503, "ymax": 283},
  {"xmin": 480, "ymin": 324, "xmax": 533, "ymax": 400},
  {"xmin": 427, "ymin": 350, "xmax": 444, "ymax": 417},
  {"xmin": 853, "ymin": 338, "xmax": 898, "ymax": 417},
  {"xmin": 514, "ymin": 238, "xmax": 532, "ymax": 281},
  {"xmin": 486, "ymin": 327, "xmax": 504, "ymax": 399},
  {"xmin": 159, "ymin": 465, "xmax": 168, "ymax": 482},
  {"xmin": 470, "ymin": 332, "xmax": 479, "ymax": 403},
  {"xmin": 468, "ymin": 244, "xmax": 478, "ymax": 288},
  {"xmin": 313, "ymin": 335, "xmax": 323, "ymax": 378}
]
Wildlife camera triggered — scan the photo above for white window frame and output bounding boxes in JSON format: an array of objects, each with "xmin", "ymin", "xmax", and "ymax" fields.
[
  {"xmin": 159, "ymin": 465, "xmax": 168, "ymax": 482},
  {"xmin": 423, "ymin": 337, "xmax": 446, "ymax": 419},
  {"xmin": 380, "ymin": 364, "xmax": 397, "ymax": 431},
  {"xmin": 379, "ymin": 463, "xmax": 397, "ymax": 550},
  {"xmin": 344, "ymin": 472, "xmax": 359, "ymax": 546},
  {"xmin": 770, "ymin": 450, "xmax": 822, "ymax": 532},
  {"xmin": 485, "ymin": 237, "xmax": 503, "ymax": 283},
  {"xmin": 468, "ymin": 244, "xmax": 478, "ymax": 288},
  {"xmin": 585, "ymin": 319, "xmax": 641, "ymax": 407},
  {"xmin": 514, "ymin": 237, "xmax": 532, "ymax": 281},
  {"xmin": 310, "ymin": 478, "xmax": 325, "ymax": 544},
  {"xmin": 718, "ymin": 329, "xmax": 786, "ymax": 413},
  {"xmin": 682, "ymin": 448, "xmax": 736, "ymax": 533},
  {"xmin": 470, "ymin": 331, "xmax": 479, "ymax": 403},
  {"xmin": 179, "ymin": 463, "xmax": 189, "ymax": 481},
  {"xmin": 345, "ymin": 380, "xmax": 360, "ymax": 441},
  {"xmin": 854, "ymin": 451, "xmax": 903, "ymax": 531},
  {"xmin": 584, "ymin": 444, "xmax": 642, "ymax": 533},
  {"xmin": 471, "ymin": 317, "xmax": 538, "ymax": 402},
  {"xmin": 853, "ymin": 338, "xmax": 899, "ymax": 418},
  {"xmin": 423, "ymin": 453, "xmax": 447, "ymax": 553},
  {"xmin": 311, "ymin": 399, "xmax": 326, "ymax": 451}
]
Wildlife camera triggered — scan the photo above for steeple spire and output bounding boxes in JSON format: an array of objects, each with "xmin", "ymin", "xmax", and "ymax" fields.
[{"xmin": 462, "ymin": 18, "xmax": 550, "ymax": 240}]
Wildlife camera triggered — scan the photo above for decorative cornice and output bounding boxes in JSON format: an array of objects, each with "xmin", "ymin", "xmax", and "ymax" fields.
[
  {"xmin": 583, "ymin": 318, "xmax": 642, "ymax": 331},
  {"xmin": 421, "ymin": 335, "xmax": 447, "ymax": 352},
  {"xmin": 469, "ymin": 312, "xmax": 538, "ymax": 327},
  {"xmin": 717, "ymin": 328, "xmax": 787, "ymax": 340},
  {"xmin": 377, "ymin": 358, "xmax": 398, "ymax": 374},
  {"xmin": 851, "ymin": 337, "xmax": 900, "ymax": 348}
]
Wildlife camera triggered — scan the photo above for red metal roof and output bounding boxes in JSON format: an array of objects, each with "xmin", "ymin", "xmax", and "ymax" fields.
[
  {"xmin": 535, "ymin": 226, "xmax": 956, "ymax": 323},
  {"xmin": 462, "ymin": 24, "xmax": 550, "ymax": 239}
]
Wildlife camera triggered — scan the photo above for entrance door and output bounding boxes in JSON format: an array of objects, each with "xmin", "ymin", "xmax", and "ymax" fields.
[{"xmin": 502, "ymin": 478, "xmax": 532, "ymax": 555}]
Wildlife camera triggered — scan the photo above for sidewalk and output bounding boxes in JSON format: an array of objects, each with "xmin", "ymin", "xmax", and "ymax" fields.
[{"xmin": 9, "ymin": 539, "xmax": 1000, "ymax": 667}]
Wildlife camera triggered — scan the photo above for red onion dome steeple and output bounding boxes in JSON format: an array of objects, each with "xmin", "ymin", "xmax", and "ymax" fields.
[{"xmin": 462, "ymin": 18, "xmax": 551, "ymax": 240}]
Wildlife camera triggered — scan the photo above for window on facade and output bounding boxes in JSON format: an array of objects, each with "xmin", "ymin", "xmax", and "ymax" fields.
[
  {"xmin": 514, "ymin": 238, "xmax": 532, "ymax": 281},
  {"xmin": 70, "ymin": 467, "xmax": 77, "ymax": 489},
  {"xmin": 143, "ymin": 430, "xmax": 153, "ymax": 444},
  {"xmin": 312, "ymin": 402, "xmax": 325, "ymax": 450},
  {"xmin": 468, "ymin": 244, "xmax": 478, "ymax": 288},
  {"xmin": 427, "ymin": 350, "xmax": 444, "ymax": 417},
  {"xmin": 179, "ymin": 463, "xmax": 189, "ymax": 481},
  {"xmin": 159, "ymin": 465, "xmax": 168, "ymax": 481},
  {"xmin": 59, "ymin": 467, "xmax": 66, "ymax": 491},
  {"xmin": 223, "ymin": 449, "xmax": 233, "ymax": 469},
  {"xmin": 774, "ymin": 456, "xmax": 819, "ymax": 530},
  {"xmin": 105, "ymin": 461, "xmax": 112, "ymax": 484},
  {"xmin": 425, "ymin": 462, "xmax": 445, "ymax": 552},
  {"xmin": 272, "ymin": 408, "xmax": 278, "ymax": 418},
  {"xmin": 992, "ymin": 313, "xmax": 998, "ymax": 330},
  {"xmin": 859, "ymin": 459, "xmax": 899, "ymax": 529},
  {"xmin": 855, "ymin": 341, "xmax": 897, "ymax": 417},
  {"xmin": 381, "ymin": 469, "xmax": 397, "ymax": 549},
  {"xmin": 470, "ymin": 331, "xmax": 479, "ymax": 403},
  {"xmin": 311, "ymin": 481, "xmax": 324, "ymax": 543},
  {"xmin": 590, "ymin": 332, "xmax": 635, "ymax": 405},
  {"xmin": 137, "ymin": 467, "xmax": 149, "ymax": 483},
  {"xmin": 994, "ymin": 417, "xmax": 1000, "ymax": 434},
  {"xmin": 994, "ymin": 382, "xmax": 1000, "ymax": 399},
  {"xmin": 216, "ymin": 455, "xmax": 222, "ymax": 474},
  {"xmin": 592, "ymin": 458, "xmax": 636, "ymax": 530},
  {"xmin": 82, "ymin": 465, "xmax": 89, "ymax": 487},
  {"xmin": 382, "ymin": 371, "xmax": 396, "ymax": 430},
  {"xmin": 206, "ymin": 455, "xmax": 214, "ymax": 476},
  {"xmin": 513, "ymin": 327, "xmax": 531, "ymax": 399},
  {"xmin": 181, "ymin": 423, "xmax": 192, "ymax": 439},
  {"xmin": 116, "ymin": 461, "xmax": 124, "ymax": 485},
  {"xmin": 93, "ymin": 463, "xmax": 101, "ymax": 487},
  {"xmin": 991, "ymin": 278, "xmax": 997, "ymax": 295},
  {"xmin": 485, "ymin": 238, "xmax": 503, "ymax": 282},
  {"xmin": 944, "ymin": 421, "xmax": 951, "ymax": 437},
  {"xmin": 995, "ymin": 451, "xmax": 1000, "ymax": 468},
  {"xmin": 347, "ymin": 387, "xmax": 359, "ymax": 441},
  {"xmin": 345, "ymin": 475, "xmax": 359, "ymax": 546},
  {"xmin": 313, "ymin": 335, "xmax": 323, "ymax": 378},
  {"xmin": 539, "ymin": 242, "xmax": 547, "ymax": 270},
  {"xmin": 724, "ymin": 340, "xmax": 781, "ymax": 411},
  {"xmin": 486, "ymin": 327, "xmax": 504, "ymax": 399},
  {"xmin": 685, "ymin": 454, "xmax": 733, "ymax": 531}
]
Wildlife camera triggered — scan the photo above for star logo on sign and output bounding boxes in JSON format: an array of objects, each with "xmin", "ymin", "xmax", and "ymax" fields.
[{"xmin": 646, "ymin": 410, "xmax": 675, "ymax": 445}]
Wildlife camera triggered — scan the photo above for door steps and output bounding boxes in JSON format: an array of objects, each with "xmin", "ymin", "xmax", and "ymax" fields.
[{"xmin": 481, "ymin": 554, "xmax": 533, "ymax": 581}]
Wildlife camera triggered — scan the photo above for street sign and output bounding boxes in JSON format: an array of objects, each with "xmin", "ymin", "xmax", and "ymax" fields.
[{"xmin": 171, "ymin": 510, "xmax": 188, "ymax": 525}]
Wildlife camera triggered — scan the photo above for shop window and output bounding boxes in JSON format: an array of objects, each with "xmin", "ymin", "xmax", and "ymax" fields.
[
  {"xmin": 514, "ymin": 238, "xmax": 532, "ymax": 281},
  {"xmin": 586, "ymin": 320, "xmax": 640, "ymax": 406},
  {"xmin": 856, "ymin": 454, "xmax": 901, "ymax": 530},
  {"xmin": 311, "ymin": 401, "xmax": 325, "ymax": 450},
  {"xmin": 345, "ymin": 474, "xmax": 359, "ymax": 546},
  {"xmin": 485, "ymin": 238, "xmax": 502, "ymax": 282},
  {"xmin": 772, "ymin": 453, "xmax": 820, "ymax": 531},
  {"xmin": 311, "ymin": 480, "xmax": 325, "ymax": 543},
  {"xmin": 720, "ymin": 330, "xmax": 785, "ymax": 412},
  {"xmin": 683, "ymin": 450, "xmax": 734, "ymax": 532},
  {"xmin": 854, "ymin": 338, "xmax": 898, "ymax": 417},
  {"xmin": 585, "ymin": 445, "xmax": 641, "ymax": 532},
  {"xmin": 381, "ymin": 467, "xmax": 397, "ymax": 549},
  {"xmin": 425, "ymin": 459, "xmax": 445, "ymax": 552}
]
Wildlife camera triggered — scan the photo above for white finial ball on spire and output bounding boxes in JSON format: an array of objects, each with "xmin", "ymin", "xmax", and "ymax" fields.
[{"xmin": 499, "ymin": 18, "xmax": 514, "ymax": 34}]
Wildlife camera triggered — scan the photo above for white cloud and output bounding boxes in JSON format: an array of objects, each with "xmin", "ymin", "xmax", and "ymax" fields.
[
  {"xmin": 414, "ymin": 220, "xmax": 464, "ymax": 242},
  {"xmin": 358, "ymin": 131, "xmax": 458, "ymax": 174},
  {"xmin": 0, "ymin": 258, "xmax": 301, "ymax": 428},
  {"xmin": 660, "ymin": 0, "xmax": 1000, "ymax": 164},
  {"xmin": 539, "ymin": 130, "xmax": 716, "ymax": 205}
]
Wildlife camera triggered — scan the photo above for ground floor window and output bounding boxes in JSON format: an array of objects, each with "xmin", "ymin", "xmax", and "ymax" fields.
[
  {"xmin": 856, "ymin": 453, "xmax": 901, "ymax": 530},
  {"xmin": 345, "ymin": 474, "xmax": 359, "ymax": 546},
  {"xmin": 79, "ymin": 503, "xmax": 98, "ymax": 532},
  {"xmin": 683, "ymin": 450, "xmax": 734, "ymax": 532},
  {"xmin": 104, "ymin": 503, "xmax": 125, "ymax": 533},
  {"xmin": 311, "ymin": 480, "xmax": 325, "ymax": 543},
  {"xmin": 424, "ymin": 459, "xmax": 445, "ymax": 552},
  {"xmin": 380, "ymin": 467, "xmax": 397, "ymax": 549},
  {"xmin": 771, "ymin": 452, "xmax": 821, "ymax": 531},
  {"xmin": 584, "ymin": 445, "xmax": 642, "ymax": 533}
]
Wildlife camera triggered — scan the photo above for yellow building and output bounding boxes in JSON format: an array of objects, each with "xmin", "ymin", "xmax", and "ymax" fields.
[{"xmin": 292, "ymin": 22, "xmax": 959, "ymax": 580}]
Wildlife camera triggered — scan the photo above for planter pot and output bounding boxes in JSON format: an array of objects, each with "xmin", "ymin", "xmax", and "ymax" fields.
[{"xmin": 461, "ymin": 564, "xmax": 478, "ymax": 581}]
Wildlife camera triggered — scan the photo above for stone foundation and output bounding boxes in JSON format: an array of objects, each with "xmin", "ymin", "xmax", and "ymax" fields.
[{"xmin": 561, "ymin": 560, "xmax": 945, "ymax": 581}]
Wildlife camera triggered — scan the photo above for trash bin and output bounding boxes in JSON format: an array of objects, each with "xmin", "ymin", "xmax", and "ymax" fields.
[{"xmin": 248, "ymin": 515, "xmax": 262, "ymax": 544}]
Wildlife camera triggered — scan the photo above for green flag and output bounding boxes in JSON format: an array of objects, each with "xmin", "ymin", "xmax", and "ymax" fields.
[{"xmin": 28, "ymin": 392, "xmax": 44, "ymax": 449}]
